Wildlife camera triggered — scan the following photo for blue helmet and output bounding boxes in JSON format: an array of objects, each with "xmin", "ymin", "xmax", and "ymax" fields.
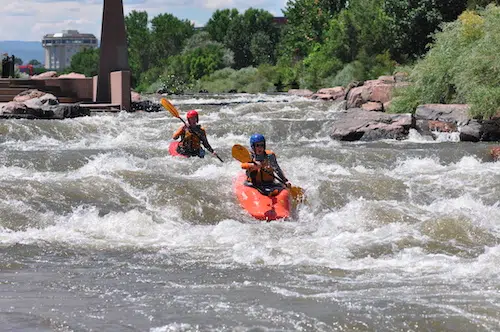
[{"xmin": 250, "ymin": 133, "xmax": 266, "ymax": 149}]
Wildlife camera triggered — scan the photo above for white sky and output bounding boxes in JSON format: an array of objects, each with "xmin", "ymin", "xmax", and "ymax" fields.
[{"xmin": 0, "ymin": 0, "xmax": 287, "ymax": 41}]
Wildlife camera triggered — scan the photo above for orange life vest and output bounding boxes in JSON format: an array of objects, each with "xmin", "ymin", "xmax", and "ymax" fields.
[
  {"xmin": 180, "ymin": 126, "xmax": 206, "ymax": 151},
  {"xmin": 247, "ymin": 150, "xmax": 276, "ymax": 185}
]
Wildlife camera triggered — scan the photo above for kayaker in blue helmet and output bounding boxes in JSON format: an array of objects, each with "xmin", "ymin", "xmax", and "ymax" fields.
[{"xmin": 240, "ymin": 133, "xmax": 291, "ymax": 195}]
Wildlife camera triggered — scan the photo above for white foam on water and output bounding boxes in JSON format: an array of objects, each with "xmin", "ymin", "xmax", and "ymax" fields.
[
  {"xmin": 151, "ymin": 93, "xmax": 318, "ymax": 106},
  {"xmin": 150, "ymin": 322, "xmax": 193, "ymax": 332},
  {"xmin": 423, "ymin": 194, "xmax": 500, "ymax": 232},
  {"xmin": 434, "ymin": 131, "xmax": 461, "ymax": 142},
  {"xmin": 405, "ymin": 128, "xmax": 461, "ymax": 143},
  {"xmin": 1, "ymin": 176, "xmax": 498, "ymax": 287},
  {"xmin": 406, "ymin": 128, "xmax": 435, "ymax": 142},
  {"xmin": 1, "ymin": 94, "xmax": 499, "ymax": 310},
  {"xmin": 392, "ymin": 156, "xmax": 447, "ymax": 174}
]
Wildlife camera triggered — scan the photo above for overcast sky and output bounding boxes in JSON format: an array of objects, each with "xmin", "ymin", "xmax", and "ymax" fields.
[{"xmin": 0, "ymin": 0, "xmax": 287, "ymax": 41}]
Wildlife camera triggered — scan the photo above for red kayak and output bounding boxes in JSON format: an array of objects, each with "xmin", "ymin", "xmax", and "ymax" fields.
[
  {"xmin": 233, "ymin": 173, "xmax": 290, "ymax": 221},
  {"xmin": 169, "ymin": 141, "xmax": 188, "ymax": 158}
]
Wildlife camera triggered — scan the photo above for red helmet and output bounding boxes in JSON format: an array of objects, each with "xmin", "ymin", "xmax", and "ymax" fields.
[{"xmin": 186, "ymin": 110, "xmax": 199, "ymax": 122}]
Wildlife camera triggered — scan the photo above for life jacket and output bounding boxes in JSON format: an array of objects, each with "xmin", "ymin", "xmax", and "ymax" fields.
[
  {"xmin": 181, "ymin": 125, "xmax": 206, "ymax": 152},
  {"xmin": 247, "ymin": 150, "xmax": 276, "ymax": 185}
]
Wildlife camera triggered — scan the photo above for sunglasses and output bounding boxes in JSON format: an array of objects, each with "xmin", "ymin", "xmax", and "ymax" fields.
[{"xmin": 254, "ymin": 143, "xmax": 265, "ymax": 147}]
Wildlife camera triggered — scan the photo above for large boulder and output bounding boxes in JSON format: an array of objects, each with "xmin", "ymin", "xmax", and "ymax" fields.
[
  {"xmin": 31, "ymin": 71, "xmax": 58, "ymax": 79},
  {"xmin": 414, "ymin": 104, "xmax": 500, "ymax": 141},
  {"xmin": 39, "ymin": 104, "xmax": 91, "ymax": 119},
  {"xmin": 13, "ymin": 89, "xmax": 47, "ymax": 102},
  {"xmin": 361, "ymin": 101, "xmax": 383, "ymax": 112},
  {"xmin": 490, "ymin": 146, "xmax": 500, "ymax": 161},
  {"xmin": 287, "ymin": 89, "xmax": 314, "ymax": 98},
  {"xmin": 23, "ymin": 94, "xmax": 58, "ymax": 109},
  {"xmin": 459, "ymin": 120, "xmax": 484, "ymax": 142},
  {"xmin": 464, "ymin": 118, "xmax": 500, "ymax": 142},
  {"xmin": 361, "ymin": 80, "xmax": 394, "ymax": 104},
  {"xmin": 346, "ymin": 86, "xmax": 364, "ymax": 109},
  {"xmin": 58, "ymin": 72, "xmax": 86, "ymax": 79},
  {"xmin": 345, "ymin": 76, "xmax": 403, "ymax": 109},
  {"xmin": 0, "ymin": 101, "xmax": 27, "ymax": 115},
  {"xmin": 131, "ymin": 91, "xmax": 142, "ymax": 102},
  {"xmin": 312, "ymin": 87, "xmax": 345, "ymax": 101},
  {"xmin": 330, "ymin": 108, "xmax": 414, "ymax": 141},
  {"xmin": 1, "ymin": 95, "xmax": 88, "ymax": 119},
  {"xmin": 415, "ymin": 104, "xmax": 470, "ymax": 124}
]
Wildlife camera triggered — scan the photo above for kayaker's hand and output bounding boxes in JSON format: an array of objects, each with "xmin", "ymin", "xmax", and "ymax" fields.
[
  {"xmin": 285, "ymin": 182, "xmax": 292, "ymax": 188},
  {"xmin": 250, "ymin": 162, "xmax": 261, "ymax": 171}
]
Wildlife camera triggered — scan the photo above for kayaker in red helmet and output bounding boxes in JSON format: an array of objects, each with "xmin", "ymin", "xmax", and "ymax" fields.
[
  {"xmin": 240, "ymin": 133, "xmax": 291, "ymax": 196},
  {"xmin": 172, "ymin": 110, "xmax": 218, "ymax": 158}
]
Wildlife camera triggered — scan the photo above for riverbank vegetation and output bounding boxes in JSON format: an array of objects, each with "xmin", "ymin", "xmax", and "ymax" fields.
[
  {"xmin": 66, "ymin": 0, "xmax": 500, "ymax": 118},
  {"xmin": 390, "ymin": 5, "xmax": 500, "ymax": 119}
]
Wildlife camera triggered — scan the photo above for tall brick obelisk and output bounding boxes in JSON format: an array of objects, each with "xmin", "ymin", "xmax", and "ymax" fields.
[{"xmin": 96, "ymin": 0, "xmax": 130, "ymax": 106}]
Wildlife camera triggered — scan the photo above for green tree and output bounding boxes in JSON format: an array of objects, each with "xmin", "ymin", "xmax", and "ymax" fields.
[
  {"xmin": 223, "ymin": 14, "xmax": 250, "ymax": 68},
  {"xmin": 165, "ymin": 42, "xmax": 228, "ymax": 82},
  {"xmin": 250, "ymin": 32, "xmax": 274, "ymax": 65},
  {"xmin": 467, "ymin": 0, "xmax": 500, "ymax": 9},
  {"xmin": 183, "ymin": 31, "xmax": 234, "ymax": 68},
  {"xmin": 243, "ymin": 9, "xmax": 279, "ymax": 65},
  {"xmin": 68, "ymin": 47, "xmax": 99, "ymax": 77},
  {"xmin": 205, "ymin": 9, "xmax": 240, "ymax": 43},
  {"xmin": 125, "ymin": 10, "xmax": 151, "ymax": 86},
  {"xmin": 384, "ymin": 0, "xmax": 468, "ymax": 61},
  {"xmin": 14, "ymin": 57, "xmax": 23, "ymax": 65},
  {"xmin": 150, "ymin": 13, "xmax": 195, "ymax": 66},
  {"xmin": 280, "ymin": 0, "xmax": 347, "ymax": 61},
  {"xmin": 206, "ymin": 8, "xmax": 279, "ymax": 69},
  {"xmin": 298, "ymin": 0, "xmax": 394, "ymax": 89},
  {"xmin": 28, "ymin": 59, "xmax": 41, "ymax": 66},
  {"xmin": 183, "ymin": 31, "xmax": 214, "ymax": 51},
  {"xmin": 185, "ymin": 44, "xmax": 226, "ymax": 80}
]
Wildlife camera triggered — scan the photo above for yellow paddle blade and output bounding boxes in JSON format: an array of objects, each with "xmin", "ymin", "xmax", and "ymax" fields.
[
  {"xmin": 290, "ymin": 186, "xmax": 306, "ymax": 204},
  {"xmin": 160, "ymin": 98, "xmax": 180, "ymax": 118},
  {"xmin": 231, "ymin": 144, "xmax": 252, "ymax": 163}
]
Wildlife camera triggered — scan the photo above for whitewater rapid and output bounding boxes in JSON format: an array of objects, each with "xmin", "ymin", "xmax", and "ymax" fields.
[{"xmin": 1, "ymin": 93, "xmax": 499, "ymax": 331}]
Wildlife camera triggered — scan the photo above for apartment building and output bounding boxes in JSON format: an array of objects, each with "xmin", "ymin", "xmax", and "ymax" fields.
[{"xmin": 42, "ymin": 30, "xmax": 98, "ymax": 70}]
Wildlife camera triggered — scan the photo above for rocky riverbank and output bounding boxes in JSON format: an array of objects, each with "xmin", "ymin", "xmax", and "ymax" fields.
[
  {"xmin": 289, "ymin": 74, "xmax": 500, "ymax": 144},
  {"xmin": 1, "ymin": 74, "xmax": 499, "ymax": 159},
  {"xmin": 0, "ymin": 89, "xmax": 162, "ymax": 119}
]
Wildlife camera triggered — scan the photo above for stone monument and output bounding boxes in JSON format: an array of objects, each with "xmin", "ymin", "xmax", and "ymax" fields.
[{"xmin": 96, "ymin": 0, "xmax": 131, "ymax": 110}]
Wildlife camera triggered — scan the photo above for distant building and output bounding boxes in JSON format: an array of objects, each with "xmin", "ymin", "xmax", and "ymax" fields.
[
  {"xmin": 42, "ymin": 30, "xmax": 98, "ymax": 70},
  {"xmin": 272, "ymin": 17, "xmax": 287, "ymax": 26}
]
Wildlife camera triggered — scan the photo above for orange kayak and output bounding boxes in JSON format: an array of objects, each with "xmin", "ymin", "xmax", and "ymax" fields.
[
  {"xmin": 233, "ymin": 173, "xmax": 290, "ymax": 221},
  {"xmin": 169, "ymin": 141, "xmax": 188, "ymax": 158}
]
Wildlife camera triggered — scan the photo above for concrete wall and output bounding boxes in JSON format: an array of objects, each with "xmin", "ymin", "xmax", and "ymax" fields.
[
  {"xmin": 92, "ymin": 70, "xmax": 131, "ymax": 111},
  {"xmin": 43, "ymin": 78, "xmax": 94, "ymax": 100}
]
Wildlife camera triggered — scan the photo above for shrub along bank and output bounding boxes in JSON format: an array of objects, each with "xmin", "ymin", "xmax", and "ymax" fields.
[{"xmin": 390, "ymin": 5, "xmax": 500, "ymax": 119}]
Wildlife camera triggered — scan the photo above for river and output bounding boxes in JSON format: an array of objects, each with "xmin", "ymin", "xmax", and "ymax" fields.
[{"xmin": 1, "ymin": 93, "xmax": 499, "ymax": 331}]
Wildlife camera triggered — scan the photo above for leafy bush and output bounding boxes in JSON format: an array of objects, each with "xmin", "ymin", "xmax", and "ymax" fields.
[
  {"xmin": 329, "ymin": 61, "xmax": 365, "ymax": 87},
  {"xmin": 135, "ymin": 66, "xmax": 164, "ymax": 93},
  {"xmin": 66, "ymin": 47, "xmax": 100, "ymax": 77},
  {"xmin": 388, "ymin": 83, "xmax": 423, "ymax": 114},
  {"xmin": 195, "ymin": 65, "xmax": 279, "ymax": 93},
  {"xmin": 390, "ymin": 5, "xmax": 500, "ymax": 118}
]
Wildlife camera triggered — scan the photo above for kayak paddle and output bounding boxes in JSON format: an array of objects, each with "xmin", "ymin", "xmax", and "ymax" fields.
[
  {"xmin": 161, "ymin": 98, "xmax": 224, "ymax": 162},
  {"xmin": 231, "ymin": 144, "xmax": 305, "ymax": 203}
]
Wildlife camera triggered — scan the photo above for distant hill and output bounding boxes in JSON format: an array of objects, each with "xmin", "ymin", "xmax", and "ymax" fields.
[{"xmin": 0, "ymin": 41, "xmax": 44, "ymax": 65}]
